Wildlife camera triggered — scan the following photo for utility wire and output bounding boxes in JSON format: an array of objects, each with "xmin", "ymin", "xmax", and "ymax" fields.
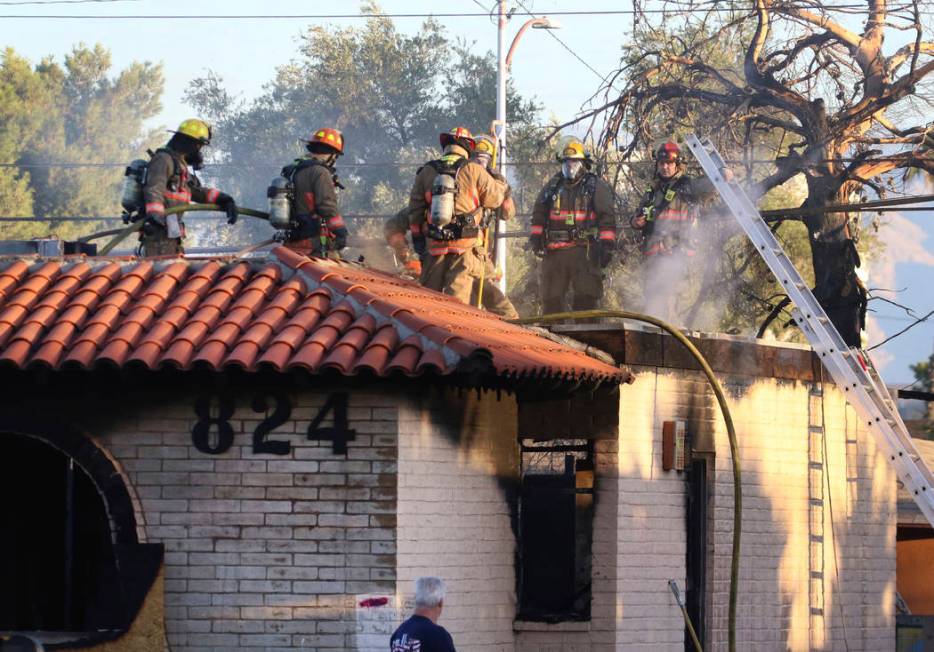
[
  {"xmin": 10, "ymin": 7, "xmax": 925, "ymax": 19},
  {"xmin": 3, "ymin": 157, "xmax": 929, "ymax": 168},
  {"xmin": 0, "ymin": 0, "xmax": 139, "ymax": 4},
  {"xmin": 868, "ymin": 308, "xmax": 934, "ymax": 350},
  {"xmin": 512, "ymin": 0, "xmax": 618, "ymax": 89}
]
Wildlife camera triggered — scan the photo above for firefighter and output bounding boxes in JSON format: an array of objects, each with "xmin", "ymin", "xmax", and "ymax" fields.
[
  {"xmin": 408, "ymin": 127, "xmax": 510, "ymax": 306},
  {"xmin": 384, "ymin": 208, "xmax": 423, "ymax": 279},
  {"xmin": 140, "ymin": 119, "xmax": 238, "ymax": 256},
  {"xmin": 529, "ymin": 139, "xmax": 617, "ymax": 314},
  {"xmin": 630, "ymin": 141, "xmax": 725, "ymax": 324},
  {"xmin": 468, "ymin": 135, "xmax": 519, "ymax": 319},
  {"xmin": 279, "ymin": 128, "xmax": 348, "ymax": 257}
]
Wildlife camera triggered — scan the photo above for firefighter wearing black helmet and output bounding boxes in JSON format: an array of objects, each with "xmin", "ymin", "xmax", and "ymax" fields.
[
  {"xmin": 277, "ymin": 127, "xmax": 348, "ymax": 257},
  {"xmin": 630, "ymin": 141, "xmax": 727, "ymax": 324},
  {"xmin": 529, "ymin": 139, "xmax": 617, "ymax": 314},
  {"xmin": 140, "ymin": 118, "xmax": 238, "ymax": 257}
]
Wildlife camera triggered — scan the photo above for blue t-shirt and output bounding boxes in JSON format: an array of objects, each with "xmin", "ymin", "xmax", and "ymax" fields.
[{"xmin": 390, "ymin": 614, "xmax": 456, "ymax": 652}]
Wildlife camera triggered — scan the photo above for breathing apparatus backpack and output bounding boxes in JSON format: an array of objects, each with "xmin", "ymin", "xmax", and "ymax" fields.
[
  {"xmin": 120, "ymin": 157, "xmax": 150, "ymax": 222},
  {"xmin": 268, "ymin": 158, "xmax": 343, "ymax": 238},
  {"xmin": 425, "ymin": 156, "xmax": 481, "ymax": 241},
  {"xmin": 119, "ymin": 149, "xmax": 185, "ymax": 224}
]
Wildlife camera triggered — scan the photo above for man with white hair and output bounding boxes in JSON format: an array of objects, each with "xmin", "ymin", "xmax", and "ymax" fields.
[{"xmin": 390, "ymin": 576, "xmax": 456, "ymax": 651}]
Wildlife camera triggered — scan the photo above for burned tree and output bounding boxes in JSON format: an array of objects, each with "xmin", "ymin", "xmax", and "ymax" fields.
[{"xmin": 582, "ymin": 0, "xmax": 934, "ymax": 345}]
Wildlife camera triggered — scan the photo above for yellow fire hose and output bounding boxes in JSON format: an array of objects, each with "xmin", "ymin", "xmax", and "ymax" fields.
[
  {"xmin": 476, "ymin": 223, "xmax": 491, "ymax": 309},
  {"xmin": 511, "ymin": 309, "xmax": 741, "ymax": 652},
  {"xmin": 97, "ymin": 204, "xmax": 271, "ymax": 255}
]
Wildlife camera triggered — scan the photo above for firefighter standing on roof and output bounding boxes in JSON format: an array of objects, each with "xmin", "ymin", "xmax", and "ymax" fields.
[
  {"xmin": 468, "ymin": 135, "xmax": 519, "ymax": 319},
  {"xmin": 277, "ymin": 128, "xmax": 348, "ymax": 258},
  {"xmin": 529, "ymin": 140, "xmax": 617, "ymax": 314},
  {"xmin": 630, "ymin": 141, "xmax": 723, "ymax": 324},
  {"xmin": 141, "ymin": 119, "xmax": 238, "ymax": 257},
  {"xmin": 407, "ymin": 127, "xmax": 510, "ymax": 305}
]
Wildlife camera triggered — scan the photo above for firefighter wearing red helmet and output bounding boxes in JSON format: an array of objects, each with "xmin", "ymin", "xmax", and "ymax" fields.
[
  {"xmin": 279, "ymin": 127, "xmax": 348, "ymax": 257},
  {"xmin": 140, "ymin": 118, "xmax": 238, "ymax": 256},
  {"xmin": 407, "ymin": 127, "xmax": 511, "ymax": 308},
  {"xmin": 529, "ymin": 139, "xmax": 618, "ymax": 314},
  {"xmin": 630, "ymin": 140, "xmax": 727, "ymax": 324}
]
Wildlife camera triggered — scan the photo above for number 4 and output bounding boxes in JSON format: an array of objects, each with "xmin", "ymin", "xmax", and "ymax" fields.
[{"xmin": 307, "ymin": 393, "xmax": 357, "ymax": 455}]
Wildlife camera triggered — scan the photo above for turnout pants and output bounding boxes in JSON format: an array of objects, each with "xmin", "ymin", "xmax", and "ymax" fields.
[
  {"xmin": 420, "ymin": 247, "xmax": 484, "ymax": 306},
  {"xmin": 139, "ymin": 223, "xmax": 183, "ymax": 257},
  {"xmin": 541, "ymin": 246, "xmax": 603, "ymax": 315},
  {"xmin": 471, "ymin": 255, "xmax": 519, "ymax": 320}
]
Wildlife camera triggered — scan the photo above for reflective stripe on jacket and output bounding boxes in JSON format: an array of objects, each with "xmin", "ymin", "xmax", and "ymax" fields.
[
  {"xmin": 531, "ymin": 172, "xmax": 617, "ymax": 251},
  {"xmin": 142, "ymin": 149, "xmax": 220, "ymax": 221}
]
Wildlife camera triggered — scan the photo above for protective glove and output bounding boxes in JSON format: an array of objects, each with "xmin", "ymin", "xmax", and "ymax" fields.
[
  {"xmin": 217, "ymin": 193, "xmax": 238, "ymax": 225},
  {"xmin": 630, "ymin": 213, "xmax": 647, "ymax": 229},
  {"xmin": 403, "ymin": 257, "xmax": 422, "ymax": 277},
  {"xmin": 528, "ymin": 234, "xmax": 545, "ymax": 258},
  {"xmin": 332, "ymin": 226, "xmax": 348, "ymax": 251}
]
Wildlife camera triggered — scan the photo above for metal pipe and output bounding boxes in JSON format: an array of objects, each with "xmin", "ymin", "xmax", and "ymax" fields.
[{"xmin": 670, "ymin": 580, "xmax": 704, "ymax": 652}]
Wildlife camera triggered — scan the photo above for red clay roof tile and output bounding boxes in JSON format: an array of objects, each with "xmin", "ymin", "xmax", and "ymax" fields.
[{"xmin": 0, "ymin": 249, "xmax": 627, "ymax": 386}]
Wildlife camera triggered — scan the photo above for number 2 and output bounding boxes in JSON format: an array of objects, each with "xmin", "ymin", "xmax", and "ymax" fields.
[{"xmin": 252, "ymin": 393, "xmax": 292, "ymax": 455}]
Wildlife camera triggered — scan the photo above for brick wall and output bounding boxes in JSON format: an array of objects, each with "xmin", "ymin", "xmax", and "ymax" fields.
[
  {"xmin": 396, "ymin": 388, "xmax": 519, "ymax": 652},
  {"xmin": 94, "ymin": 388, "xmax": 400, "ymax": 652}
]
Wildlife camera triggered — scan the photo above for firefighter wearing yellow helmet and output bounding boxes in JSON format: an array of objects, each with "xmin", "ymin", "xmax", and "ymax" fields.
[
  {"xmin": 529, "ymin": 138, "xmax": 617, "ymax": 314},
  {"xmin": 465, "ymin": 135, "xmax": 519, "ymax": 319},
  {"xmin": 407, "ymin": 127, "xmax": 511, "ymax": 309},
  {"xmin": 139, "ymin": 119, "xmax": 238, "ymax": 257}
]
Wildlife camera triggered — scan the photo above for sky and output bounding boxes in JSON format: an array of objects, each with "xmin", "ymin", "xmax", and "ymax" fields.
[{"xmin": 2, "ymin": 0, "xmax": 932, "ymax": 385}]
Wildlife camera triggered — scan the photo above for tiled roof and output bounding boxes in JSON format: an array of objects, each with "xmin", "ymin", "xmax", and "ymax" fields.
[{"xmin": 0, "ymin": 247, "xmax": 626, "ymax": 388}]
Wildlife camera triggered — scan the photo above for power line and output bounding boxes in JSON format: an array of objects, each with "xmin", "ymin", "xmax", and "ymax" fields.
[
  {"xmin": 0, "ymin": 0, "xmax": 139, "ymax": 4},
  {"xmin": 3, "ymin": 157, "xmax": 932, "ymax": 168},
  {"xmin": 512, "ymin": 0, "xmax": 616, "ymax": 88},
  {"xmin": 8, "ymin": 7, "xmax": 915, "ymax": 19}
]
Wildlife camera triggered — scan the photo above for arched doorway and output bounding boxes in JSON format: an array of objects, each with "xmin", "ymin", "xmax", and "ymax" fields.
[{"xmin": 0, "ymin": 433, "xmax": 125, "ymax": 632}]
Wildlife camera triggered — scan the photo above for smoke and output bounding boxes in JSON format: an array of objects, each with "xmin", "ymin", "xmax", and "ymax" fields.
[{"xmin": 625, "ymin": 206, "xmax": 746, "ymax": 332}]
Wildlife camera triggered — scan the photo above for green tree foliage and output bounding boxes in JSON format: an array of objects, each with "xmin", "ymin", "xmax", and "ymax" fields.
[
  {"xmin": 184, "ymin": 6, "xmax": 542, "ymax": 262},
  {"xmin": 911, "ymin": 356, "xmax": 933, "ymax": 393},
  {"xmin": 0, "ymin": 45, "xmax": 164, "ymax": 241}
]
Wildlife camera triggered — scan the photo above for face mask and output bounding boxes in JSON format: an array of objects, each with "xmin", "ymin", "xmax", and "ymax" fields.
[
  {"xmin": 188, "ymin": 147, "xmax": 205, "ymax": 170},
  {"xmin": 562, "ymin": 160, "xmax": 583, "ymax": 179},
  {"xmin": 474, "ymin": 152, "xmax": 492, "ymax": 169}
]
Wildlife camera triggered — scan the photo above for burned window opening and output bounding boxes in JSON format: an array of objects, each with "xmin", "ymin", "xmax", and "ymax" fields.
[
  {"xmin": 517, "ymin": 438, "xmax": 594, "ymax": 623},
  {"xmin": 0, "ymin": 433, "xmax": 125, "ymax": 632}
]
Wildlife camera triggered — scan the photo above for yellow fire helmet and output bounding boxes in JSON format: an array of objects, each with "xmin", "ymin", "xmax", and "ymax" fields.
[
  {"xmin": 475, "ymin": 135, "xmax": 497, "ymax": 156},
  {"xmin": 555, "ymin": 136, "xmax": 591, "ymax": 161},
  {"xmin": 171, "ymin": 118, "xmax": 212, "ymax": 146}
]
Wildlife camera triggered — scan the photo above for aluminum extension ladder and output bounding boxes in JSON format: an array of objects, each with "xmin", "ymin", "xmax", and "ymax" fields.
[{"xmin": 685, "ymin": 133, "xmax": 934, "ymax": 527}]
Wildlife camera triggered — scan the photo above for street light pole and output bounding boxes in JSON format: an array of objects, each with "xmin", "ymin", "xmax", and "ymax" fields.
[
  {"xmin": 495, "ymin": 0, "xmax": 508, "ymax": 294},
  {"xmin": 494, "ymin": 5, "xmax": 561, "ymax": 294}
]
